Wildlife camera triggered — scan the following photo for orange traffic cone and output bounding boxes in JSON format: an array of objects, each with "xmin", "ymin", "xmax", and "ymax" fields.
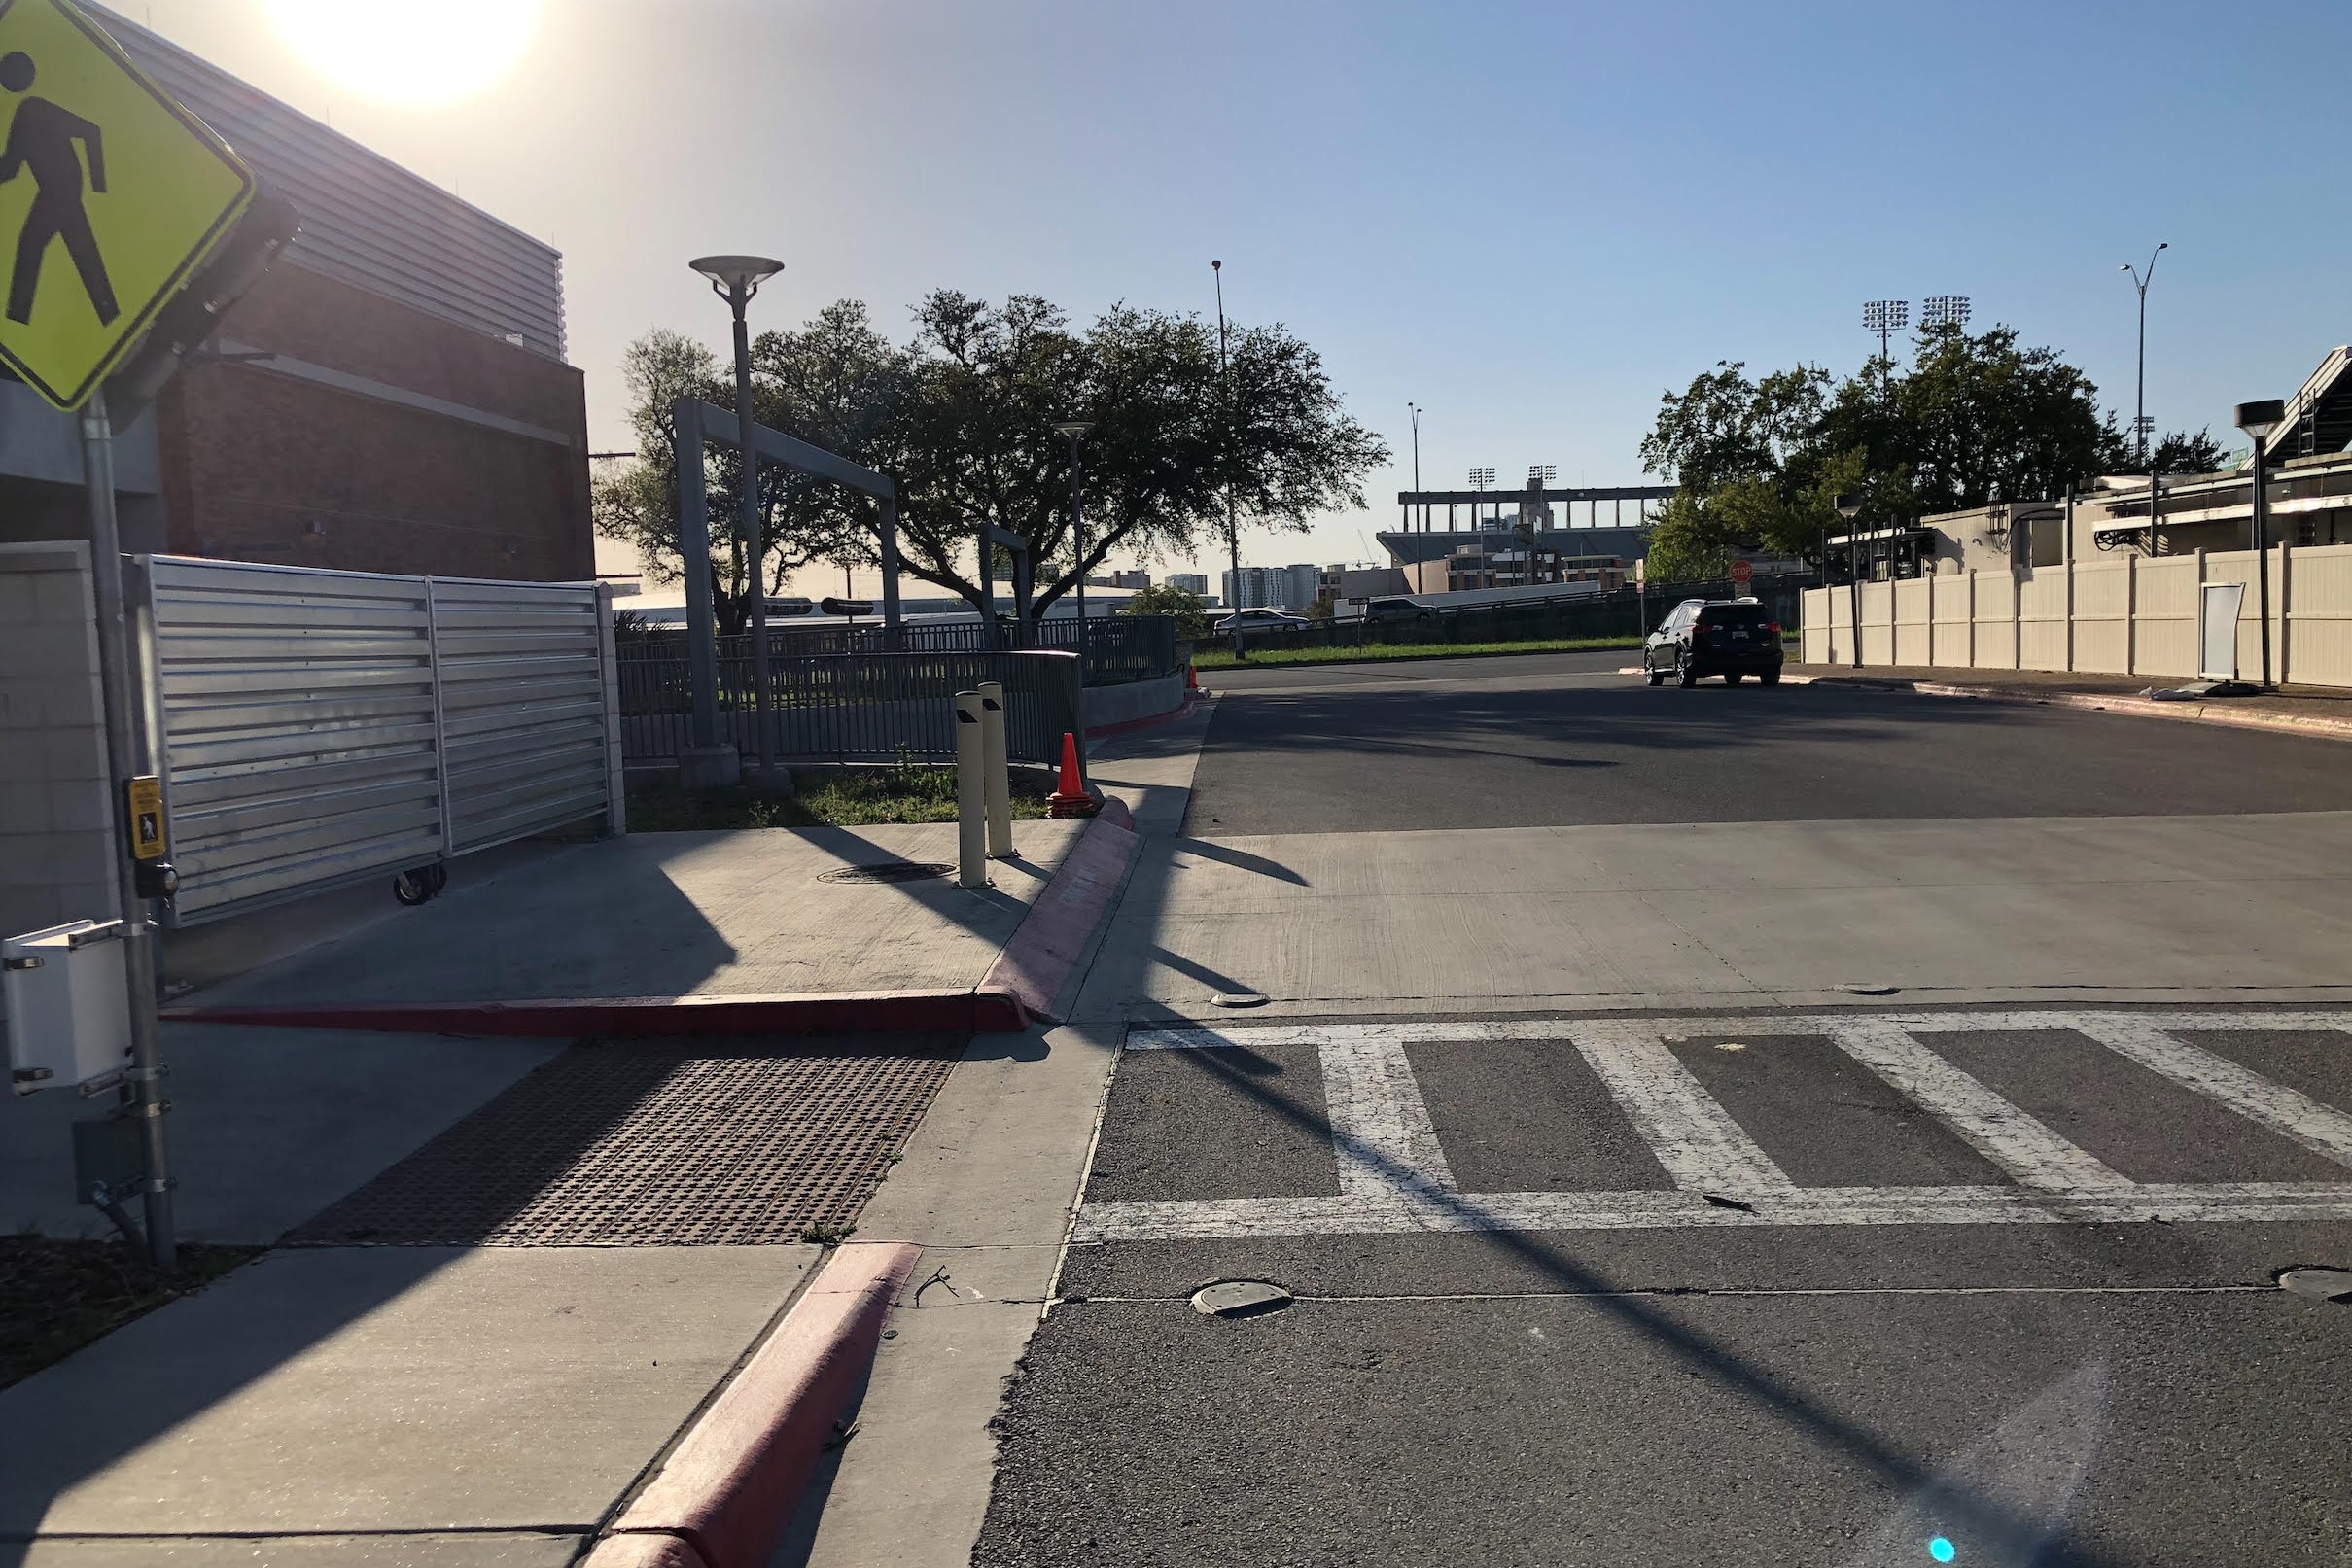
[
  {"xmin": 1185, "ymin": 664, "xmax": 1200, "ymax": 693},
  {"xmin": 1046, "ymin": 731, "xmax": 1098, "ymax": 819}
]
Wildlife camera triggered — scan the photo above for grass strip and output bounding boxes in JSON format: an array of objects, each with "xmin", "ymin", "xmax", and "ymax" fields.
[
  {"xmin": 1, "ymin": 1236, "xmax": 259, "ymax": 1390},
  {"xmin": 631, "ymin": 763, "xmax": 1055, "ymax": 830}
]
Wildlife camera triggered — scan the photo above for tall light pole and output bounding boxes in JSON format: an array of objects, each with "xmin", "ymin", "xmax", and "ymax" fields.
[
  {"xmin": 690, "ymin": 254, "xmax": 785, "ymax": 775},
  {"xmin": 1055, "ymin": 420, "xmax": 1094, "ymax": 676},
  {"xmin": 2237, "ymin": 398, "xmax": 2284, "ymax": 689},
  {"xmin": 1407, "ymin": 401, "xmax": 1422, "ymax": 530},
  {"xmin": 2121, "ymin": 244, "xmax": 2167, "ymax": 468},
  {"xmin": 1863, "ymin": 299, "xmax": 1909, "ymax": 382},
  {"xmin": 1213, "ymin": 259, "xmax": 1242, "ymax": 654}
]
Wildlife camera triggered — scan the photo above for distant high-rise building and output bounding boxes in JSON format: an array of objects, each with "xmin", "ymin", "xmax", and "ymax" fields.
[
  {"xmin": 1168, "ymin": 573, "xmax": 1209, "ymax": 597},
  {"xmin": 1112, "ymin": 570, "xmax": 1151, "ymax": 590},
  {"xmin": 1220, "ymin": 565, "xmax": 1324, "ymax": 610}
]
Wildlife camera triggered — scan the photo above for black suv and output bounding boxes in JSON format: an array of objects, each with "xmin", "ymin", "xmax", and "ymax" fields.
[{"xmin": 1643, "ymin": 598, "xmax": 1784, "ymax": 686}]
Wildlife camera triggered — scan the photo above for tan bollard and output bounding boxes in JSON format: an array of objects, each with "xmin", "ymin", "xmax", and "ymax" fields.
[
  {"xmin": 977, "ymin": 680, "xmax": 1013, "ymax": 858},
  {"xmin": 953, "ymin": 690, "xmax": 987, "ymax": 889}
]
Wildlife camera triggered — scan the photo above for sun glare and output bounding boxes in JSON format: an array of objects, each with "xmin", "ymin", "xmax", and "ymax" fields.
[{"xmin": 263, "ymin": 0, "xmax": 542, "ymax": 107}]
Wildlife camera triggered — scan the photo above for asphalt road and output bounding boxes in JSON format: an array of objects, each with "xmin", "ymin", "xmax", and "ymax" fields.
[
  {"xmin": 971, "ymin": 656, "xmax": 2352, "ymax": 1567},
  {"xmin": 1187, "ymin": 651, "xmax": 2352, "ymax": 835}
]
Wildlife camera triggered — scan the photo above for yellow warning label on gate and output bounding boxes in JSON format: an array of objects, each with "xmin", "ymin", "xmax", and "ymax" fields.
[{"xmin": 0, "ymin": 0, "xmax": 254, "ymax": 410}]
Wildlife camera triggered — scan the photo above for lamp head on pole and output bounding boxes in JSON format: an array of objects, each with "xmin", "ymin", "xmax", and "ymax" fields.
[
  {"xmin": 689, "ymin": 255, "xmax": 784, "ymax": 309},
  {"xmin": 1053, "ymin": 421, "xmax": 1094, "ymax": 442},
  {"xmin": 1834, "ymin": 493, "xmax": 1863, "ymax": 521},
  {"xmin": 2235, "ymin": 399, "xmax": 2286, "ymax": 442}
]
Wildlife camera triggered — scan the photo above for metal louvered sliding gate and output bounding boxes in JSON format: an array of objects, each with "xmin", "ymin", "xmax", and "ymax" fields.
[{"xmin": 130, "ymin": 557, "xmax": 621, "ymax": 926}]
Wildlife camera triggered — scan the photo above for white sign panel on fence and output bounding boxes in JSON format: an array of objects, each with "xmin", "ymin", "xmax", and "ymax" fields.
[{"xmin": 2199, "ymin": 581, "xmax": 2244, "ymax": 681}]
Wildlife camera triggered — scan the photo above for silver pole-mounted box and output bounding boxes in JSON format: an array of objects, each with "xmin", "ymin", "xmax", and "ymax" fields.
[{"xmin": 5, "ymin": 920, "xmax": 133, "ymax": 1096}]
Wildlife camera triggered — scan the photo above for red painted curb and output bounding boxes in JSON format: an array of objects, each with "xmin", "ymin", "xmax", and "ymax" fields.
[
  {"xmin": 580, "ymin": 1531, "xmax": 711, "ymax": 1568},
  {"xmin": 979, "ymin": 811, "xmax": 1141, "ymax": 1023},
  {"xmin": 610, "ymin": 1241, "xmax": 924, "ymax": 1568},
  {"xmin": 161, "ymin": 988, "xmax": 1028, "ymax": 1038}
]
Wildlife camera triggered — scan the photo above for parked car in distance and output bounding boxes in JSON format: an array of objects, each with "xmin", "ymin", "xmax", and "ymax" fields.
[
  {"xmin": 1643, "ymin": 597, "xmax": 1784, "ymax": 686},
  {"xmin": 1213, "ymin": 608, "xmax": 1312, "ymax": 634},
  {"xmin": 1361, "ymin": 596, "xmax": 1437, "ymax": 623}
]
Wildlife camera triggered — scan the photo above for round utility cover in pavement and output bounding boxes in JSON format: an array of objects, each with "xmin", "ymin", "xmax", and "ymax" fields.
[
  {"xmin": 1836, "ymin": 983, "xmax": 1901, "ymax": 995},
  {"xmin": 2278, "ymin": 1268, "xmax": 2352, "ymax": 1303},
  {"xmin": 1191, "ymin": 1279, "xmax": 1293, "ymax": 1317},
  {"xmin": 1210, "ymin": 991, "xmax": 1269, "ymax": 1008}
]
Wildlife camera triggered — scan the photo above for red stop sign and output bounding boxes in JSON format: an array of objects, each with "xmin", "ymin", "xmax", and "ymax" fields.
[{"xmin": 1730, "ymin": 559, "xmax": 1753, "ymax": 586}]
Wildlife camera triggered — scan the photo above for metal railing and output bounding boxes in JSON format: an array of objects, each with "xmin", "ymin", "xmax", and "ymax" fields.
[
  {"xmin": 619, "ymin": 611, "xmax": 1182, "ymax": 686},
  {"xmin": 619, "ymin": 647, "xmax": 1086, "ymax": 767}
]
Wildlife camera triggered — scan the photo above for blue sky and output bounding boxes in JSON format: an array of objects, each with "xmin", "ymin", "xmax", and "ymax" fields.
[{"xmin": 135, "ymin": 0, "xmax": 2352, "ymax": 588}]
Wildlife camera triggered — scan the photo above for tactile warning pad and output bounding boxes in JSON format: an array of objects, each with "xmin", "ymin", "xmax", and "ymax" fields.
[{"xmin": 288, "ymin": 1034, "xmax": 965, "ymax": 1246}]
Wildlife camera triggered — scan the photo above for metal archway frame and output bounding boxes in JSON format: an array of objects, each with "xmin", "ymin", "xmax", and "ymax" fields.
[{"xmin": 672, "ymin": 397, "xmax": 904, "ymax": 755}]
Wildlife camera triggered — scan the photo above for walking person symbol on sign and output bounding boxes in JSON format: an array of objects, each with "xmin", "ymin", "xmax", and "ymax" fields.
[
  {"xmin": 0, "ymin": 0, "xmax": 254, "ymax": 411},
  {"xmin": 0, "ymin": 48, "xmax": 120, "ymax": 327}
]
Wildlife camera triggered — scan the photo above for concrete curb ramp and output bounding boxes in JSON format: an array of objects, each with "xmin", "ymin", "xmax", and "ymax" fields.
[
  {"xmin": 588, "ymin": 1241, "xmax": 924, "ymax": 1568},
  {"xmin": 981, "ymin": 797, "xmax": 1140, "ymax": 1023}
]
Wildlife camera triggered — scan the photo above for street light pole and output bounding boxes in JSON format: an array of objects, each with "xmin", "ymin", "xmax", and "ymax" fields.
[
  {"xmin": 1055, "ymin": 421, "xmax": 1094, "ymax": 678},
  {"xmin": 2122, "ymin": 243, "xmax": 2167, "ymax": 469},
  {"xmin": 690, "ymin": 255, "xmax": 785, "ymax": 775},
  {"xmin": 2237, "ymin": 398, "xmax": 2285, "ymax": 689},
  {"xmin": 1408, "ymin": 401, "xmax": 1421, "ymax": 530},
  {"xmin": 1835, "ymin": 493, "xmax": 1864, "ymax": 669},
  {"xmin": 1214, "ymin": 260, "xmax": 1244, "ymax": 656}
]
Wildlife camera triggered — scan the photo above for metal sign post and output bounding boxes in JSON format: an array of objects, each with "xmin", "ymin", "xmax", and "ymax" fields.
[{"xmin": 78, "ymin": 390, "xmax": 174, "ymax": 1267}]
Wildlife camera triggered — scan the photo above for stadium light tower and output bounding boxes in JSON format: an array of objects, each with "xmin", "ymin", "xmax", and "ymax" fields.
[
  {"xmin": 1863, "ymin": 299, "xmax": 1910, "ymax": 379},
  {"xmin": 1921, "ymin": 296, "xmax": 1972, "ymax": 330},
  {"xmin": 1527, "ymin": 465, "xmax": 1557, "ymax": 487}
]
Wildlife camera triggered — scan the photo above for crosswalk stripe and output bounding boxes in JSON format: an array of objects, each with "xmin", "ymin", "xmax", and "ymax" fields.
[
  {"xmin": 1823, "ymin": 1019, "xmax": 2135, "ymax": 1194},
  {"xmin": 1565, "ymin": 1020, "xmax": 1797, "ymax": 1196},
  {"xmin": 2063, "ymin": 1015, "xmax": 2352, "ymax": 1172},
  {"xmin": 1320, "ymin": 1037, "xmax": 1457, "ymax": 1200}
]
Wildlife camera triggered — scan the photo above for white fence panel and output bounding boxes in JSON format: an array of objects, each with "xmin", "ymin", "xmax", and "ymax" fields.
[
  {"xmin": 1802, "ymin": 588, "xmax": 1830, "ymax": 664},
  {"xmin": 1860, "ymin": 580, "xmax": 1895, "ymax": 666},
  {"xmin": 2072, "ymin": 560, "xmax": 2129, "ymax": 676},
  {"xmin": 2132, "ymin": 555, "xmax": 2200, "ymax": 679},
  {"xmin": 2018, "ymin": 569, "xmax": 2069, "ymax": 671},
  {"xmin": 1972, "ymin": 570, "xmax": 2018, "ymax": 669},
  {"xmin": 1893, "ymin": 577, "xmax": 1932, "ymax": 665},
  {"xmin": 1930, "ymin": 574, "xmax": 1971, "ymax": 665},
  {"xmin": 2285, "ymin": 543, "xmax": 2352, "ymax": 688}
]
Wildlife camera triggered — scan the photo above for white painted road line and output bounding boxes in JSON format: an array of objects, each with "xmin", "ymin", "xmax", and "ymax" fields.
[
  {"xmin": 1823, "ymin": 1019, "xmax": 2135, "ymax": 1195},
  {"xmin": 1129, "ymin": 1011, "xmax": 2352, "ymax": 1050},
  {"xmin": 1071, "ymin": 1182, "xmax": 2352, "ymax": 1243},
  {"xmin": 1566, "ymin": 1020, "xmax": 1797, "ymax": 1196},
  {"xmin": 2065, "ymin": 1014, "xmax": 2352, "ymax": 1172},
  {"xmin": 1318, "ymin": 1037, "xmax": 1457, "ymax": 1201}
]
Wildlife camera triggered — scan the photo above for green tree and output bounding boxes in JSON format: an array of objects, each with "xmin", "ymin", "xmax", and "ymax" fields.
[
  {"xmin": 1640, "ymin": 323, "xmax": 2140, "ymax": 571},
  {"xmin": 1120, "ymin": 582, "xmax": 1213, "ymax": 638},
  {"xmin": 596, "ymin": 293, "xmax": 1386, "ymax": 634}
]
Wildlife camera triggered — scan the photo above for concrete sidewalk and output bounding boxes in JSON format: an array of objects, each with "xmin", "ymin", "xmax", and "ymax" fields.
[
  {"xmin": 0, "ymin": 1244, "xmax": 823, "ymax": 1566},
  {"xmin": 1785, "ymin": 662, "xmax": 2352, "ymax": 739},
  {"xmin": 181, "ymin": 819, "xmax": 1086, "ymax": 1013}
]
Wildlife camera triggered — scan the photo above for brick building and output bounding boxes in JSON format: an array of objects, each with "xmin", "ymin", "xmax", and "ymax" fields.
[{"xmin": 0, "ymin": 5, "xmax": 591, "ymax": 581}]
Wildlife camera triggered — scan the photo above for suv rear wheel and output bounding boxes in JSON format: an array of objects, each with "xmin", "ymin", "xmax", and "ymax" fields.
[{"xmin": 1675, "ymin": 651, "xmax": 1698, "ymax": 688}]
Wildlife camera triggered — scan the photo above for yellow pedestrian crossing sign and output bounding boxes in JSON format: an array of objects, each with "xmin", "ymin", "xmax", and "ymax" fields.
[{"xmin": 0, "ymin": 0, "xmax": 253, "ymax": 410}]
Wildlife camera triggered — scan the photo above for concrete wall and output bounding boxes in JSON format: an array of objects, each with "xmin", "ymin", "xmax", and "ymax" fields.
[
  {"xmin": 1083, "ymin": 674, "xmax": 1186, "ymax": 731},
  {"xmin": 1802, "ymin": 541, "xmax": 2352, "ymax": 687},
  {"xmin": 0, "ymin": 544, "xmax": 121, "ymax": 943}
]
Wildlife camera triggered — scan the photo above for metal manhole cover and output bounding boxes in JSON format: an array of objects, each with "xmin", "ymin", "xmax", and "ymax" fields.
[
  {"xmin": 819, "ymin": 861, "xmax": 954, "ymax": 885},
  {"xmin": 286, "ymin": 1035, "xmax": 965, "ymax": 1246}
]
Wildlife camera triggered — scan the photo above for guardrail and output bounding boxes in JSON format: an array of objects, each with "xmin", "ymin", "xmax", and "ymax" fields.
[{"xmin": 618, "ymin": 648, "xmax": 1087, "ymax": 767}]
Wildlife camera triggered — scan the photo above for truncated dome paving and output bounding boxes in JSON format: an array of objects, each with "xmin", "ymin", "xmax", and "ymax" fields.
[{"xmin": 288, "ymin": 1035, "xmax": 964, "ymax": 1245}]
